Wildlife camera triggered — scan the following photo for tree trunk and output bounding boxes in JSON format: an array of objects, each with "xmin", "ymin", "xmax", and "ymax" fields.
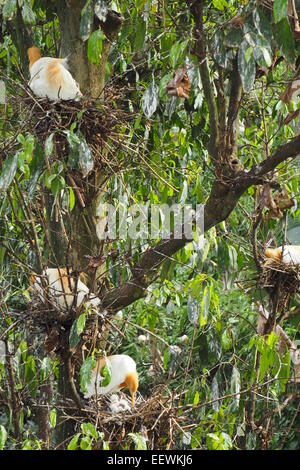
[
  {"xmin": 56, "ymin": 0, "xmax": 111, "ymax": 97},
  {"xmin": 49, "ymin": 2, "xmax": 123, "ymax": 448}
]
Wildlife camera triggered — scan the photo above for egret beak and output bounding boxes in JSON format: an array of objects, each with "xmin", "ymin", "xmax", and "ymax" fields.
[{"xmin": 123, "ymin": 371, "xmax": 139, "ymax": 409}]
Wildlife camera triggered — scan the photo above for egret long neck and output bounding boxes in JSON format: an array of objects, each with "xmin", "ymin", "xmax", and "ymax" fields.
[{"xmin": 27, "ymin": 46, "xmax": 41, "ymax": 70}]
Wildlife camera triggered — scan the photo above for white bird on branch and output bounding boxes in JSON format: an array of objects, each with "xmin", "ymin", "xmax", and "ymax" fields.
[{"xmin": 27, "ymin": 46, "xmax": 82, "ymax": 101}]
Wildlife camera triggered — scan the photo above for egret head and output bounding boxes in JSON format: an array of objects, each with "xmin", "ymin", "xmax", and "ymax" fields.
[
  {"xmin": 123, "ymin": 371, "xmax": 139, "ymax": 407},
  {"xmin": 27, "ymin": 46, "xmax": 41, "ymax": 69}
]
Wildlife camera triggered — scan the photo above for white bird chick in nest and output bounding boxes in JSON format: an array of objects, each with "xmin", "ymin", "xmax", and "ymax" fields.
[
  {"xmin": 118, "ymin": 398, "xmax": 131, "ymax": 412},
  {"xmin": 30, "ymin": 268, "xmax": 100, "ymax": 310},
  {"xmin": 108, "ymin": 395, "xmax": 131, "ymax": 414},
  {"xmin": 27, "ymin": 46, "xmax": 82, "ymax": 101},
  {"xmin": 265, "ymin": 245, "xmax": 300, "ymax": 266},
  {"xmin": 84, "ymin": 354, "xmax": 139, "ymax": 407}
]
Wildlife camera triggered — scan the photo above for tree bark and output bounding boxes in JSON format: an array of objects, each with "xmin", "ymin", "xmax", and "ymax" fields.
[{"xmin": 48, "ymin": 2, "xmax": 123, "ymax": 448}]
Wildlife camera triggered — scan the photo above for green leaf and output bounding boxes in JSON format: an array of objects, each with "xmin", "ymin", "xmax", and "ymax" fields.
[
  {"xmin": 193, "ymin": 391, "xmax": 200, "ymax": 406},
  {"xmin": 50, "ymin": 175, "xmax": 65, "ymax": 198},
  {"xmin": 66, "ymin": 130, "xmax": 94, "ymax": 177},
  {"xmin": 159, "ymin": 73, "xmax": 173, "ymax": 98},
  {"xmin": 40, "ymin": 357, "xmax": 52, "ymax": 381},
  {"xmin": 142, "ymin": 84, "xmax": 159, "ymax": 119},
  {"xmin": 259, "ymin": 347, "xmax": 270, "ymax": 381},
  {"xmin": 163, "ymin": 348, "xmax": 171, "ymax": 370},
  {"xmin": 69, "ymin": 318, "xmax": 81, "ymax": 349},
  {"xmin": 80, "ymin": 356, "xmax": 96, "ymax": 393},
  {"xmin": 21, "ymin": 0, "xmax": 35, "ymax": 24},
  {"xmin": 69, "ymin": 186, "xmax": 75, "ymax": 211},
  {"xmin": 228, "ymin": 245, "xmax": 238, "ymax": 270},
  {"xmin": 50, "ymin": 409, "xmax": 57, "ymax": 428},
  {"xmin": 87, "ymin": 30, "xmax": 104, "ymax": 64},
  {"xmin": 238, "ymin": 40, "xmax": 256, "ymax": 91},
  {"xmin": 274, "ymin": 18, "xmax": 295, "ymax": 63},
  {"xmin": 77, "ymin": 313, "xmax": 86, "ymax": 336},
  {"xmin": 0, "ymin": 153, "xmax": 18, "ymax": 192},
  {"xmin": 80, "ymin": 436, "xmax": 91, "ymax": 450},
  {"xmin": 28, "ymin": 143, "xmax": 45, "ymax": 196},
  {"xmin": 212, "ymin": 0, "xmax": 228, "ymax": 10},
  {"xmin": 0, "ymin": 425, "xmax": 7, "ymax": 450},
  {"xmin": 67, "ymin": 433, "xmax": 81, "ymax": 450},
  {"xmin": 134, "ymin": 17, "xmax": 146, "ymax": 51},
  {"xmin": 45, "ymin": 133, "xmax": 54, "ymax": 157},
  {"xmin": 253, "ymin": 45, "xmax": 272, "ymax": 68},
  {"xmin": 221, "ymin": 329, "xmax": 232, "ymax": 350},
  {"xmin": 128, "ymin": 433, "xmax": 147, "ymax": 450},
  {"xmin": 225, "ymin": 29, "xmax": 243, "ymax": 48},
  {"xmin": 80, "ymin": 0, "xmax": 95, "ymax": 41},
  {"xmin": 253, "ymin": 8, "xmax": 272, "ymax": 40},
  {"xmin": 221, "ymin": 432, "xmax": 233, "ymax": 450},
  {"xmin": 81, "ymin": 422, "xmax": 98, "ymax": 439},
  {"xmin": 206, "ymin": 432, "xmax": 220, "ymax": 450},
  {"xmin": 244, "ymin": 46, "xmax": 253, "ymax": 63},
  {"xmin": 100, "ymin": 363, "xmax": 112, "ymax": 387},
  {"xmin": 199, "ymin": 284, "xmax": 210, "ymax": 328},
  {"xmin": 191, "ymin": 426, "xmax": 202, "ymax": 448},
  {"xmin": 169, "ymin": 40, "xmax": 189, "ymax": 68},
  {"xmin": 212, "ymin": 31, "xmax": 233, "ymax": 69},
  {"xmin": 212, "ymin": 31, "xmax": 226, "ymax": 67},
  {"xmin": 2, "ymin": 0, "xmax": 17, "ymax": 19},
  {"xmin": 230, "ymin": 366, "xmax": 241, "ymax": 406},
  {"xmin": 25, "ymin": 355, "xmax": 37, "ymax": 397},
  {"xmin": 273, "ymin": 0, "xmax": 288, "ymax": 23}
]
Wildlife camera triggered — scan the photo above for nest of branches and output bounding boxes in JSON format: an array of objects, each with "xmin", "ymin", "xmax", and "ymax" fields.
[
  {"xmin": 81, "ymin": 386, "xmax": 183, "ymax": 450},
  {"xmin": 260, "ymin": 261, "xmax": 300, "ymax": 313},
  {"xmin": 2, "ymin": 78, "xmax": 134, "ymax": 179}
]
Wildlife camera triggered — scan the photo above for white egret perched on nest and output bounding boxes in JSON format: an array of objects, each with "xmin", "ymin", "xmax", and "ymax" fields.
[
  {"xmin": 27, "ymin": 46, "xmax": 82, "ymax": 101},
  {"xmin": 265, "ymin": 245, "xmax": 300, "ymax": 265},
  {"xmin": 84, "ymin": 354, "xmax": 139, "ymax": 407},
  {"xmin": 30, "ymin": 268, "xmax": 100, "ymax": 310}
]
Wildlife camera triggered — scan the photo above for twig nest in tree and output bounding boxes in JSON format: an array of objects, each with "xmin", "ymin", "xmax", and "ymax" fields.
[
  {"xmin": 260, "ymin": 246, "xmax": 300, "ymax": 313},
  {"xmin": 3, "ymin": 78, "xmax": 133, "ymax": 183},
  {"xmin": 84, "ymin": 386, "xmax": 181, "ymax": 449}
]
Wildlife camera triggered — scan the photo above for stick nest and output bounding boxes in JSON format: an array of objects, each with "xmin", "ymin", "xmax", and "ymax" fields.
[
  {"xmin": 3, "ymin": 80, "xmax": 133, "ymax": 174},
  {"xmin": 82, "ymin": 386, "xmax": 183, "ymax": 450},
  {"xmin": 260, "ymin": 261, "xmax": 300, "ymax": 312}
]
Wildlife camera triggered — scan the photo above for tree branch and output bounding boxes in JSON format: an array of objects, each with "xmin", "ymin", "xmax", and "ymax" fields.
[
  {"xmin": 250, "ymin": 134, "xmax": 300, "ymax": 177},
  {"xmin": 226, "ymin": 55, "xmax": 243, "ymax": 158},
  {"xmin": 102, "ymin": 133, "xmax": 300, "ymax": 312},
  {"xmin": 188, "ymin": 0, "xmax": 219, "ymax": 159}
]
